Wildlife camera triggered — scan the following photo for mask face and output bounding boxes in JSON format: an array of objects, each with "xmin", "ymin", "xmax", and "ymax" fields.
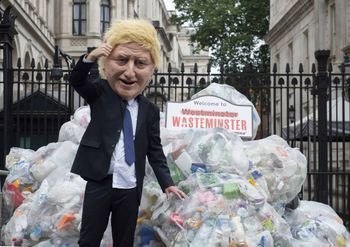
[{"xmin": 104, "ymin": 43, "xmax": 155, "ymax": 100}]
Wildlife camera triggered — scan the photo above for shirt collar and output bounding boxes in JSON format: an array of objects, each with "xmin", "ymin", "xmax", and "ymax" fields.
[{"xmin": 126, "ymin": 98, "xmax": 136, "ymax": 107}]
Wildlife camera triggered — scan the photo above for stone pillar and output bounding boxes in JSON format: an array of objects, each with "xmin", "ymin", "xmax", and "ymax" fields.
[
  {"xmin": 128, "ymin": 0, "xmax": 135, "ymax": 18},
  {"xmin": 315, "ymin": 1, "xmax": 326, "ymax": 49},
  {"xmin": 88, "ymin": 0, "xmax": 100, "ymax": 36}
]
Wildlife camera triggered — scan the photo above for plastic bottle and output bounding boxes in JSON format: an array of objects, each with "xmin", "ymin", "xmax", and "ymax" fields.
[{"xmin": 29, "ymin": 225, "xmax": 42, "ymax": 242}]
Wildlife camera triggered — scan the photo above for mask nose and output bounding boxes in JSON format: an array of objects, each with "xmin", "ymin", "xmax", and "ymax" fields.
[{"xmin": 124, "ymin": 60, "xmax": 136, "ymax": 79}]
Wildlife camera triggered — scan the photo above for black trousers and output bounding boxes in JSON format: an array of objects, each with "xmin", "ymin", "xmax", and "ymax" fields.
[{"xmin": 78, "ymin": 175, "xmax": 138, "ymax": 247}]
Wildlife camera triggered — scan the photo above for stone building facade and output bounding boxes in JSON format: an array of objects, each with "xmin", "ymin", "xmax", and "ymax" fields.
[
  {"xmin": 265, "ymin": 0, "xmax": 350, "ymax": 73},
  {"xmin": 0, "ymin": 0, "xmax": 209, "ymax": 73},
  {"xmin": 265, "ymin": 0, "xmax": 350, "ymax": 126}
]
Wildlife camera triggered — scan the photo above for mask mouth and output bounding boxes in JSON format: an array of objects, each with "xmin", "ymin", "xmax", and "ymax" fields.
[{"xmin": 121, "ymin": 79, "xmax": 136, "ymax": 85}]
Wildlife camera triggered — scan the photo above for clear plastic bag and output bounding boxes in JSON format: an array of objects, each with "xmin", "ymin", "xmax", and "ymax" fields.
[
  {"xmin": 243, "ymin": 135, "xmax": 307, "ymax": 205},
  {"xmin": 149, "ymin": 172, "xmax": 297, "ymax": 246},
  {"xmin": 163, "ymin": 128, "xmax": 250, "ymax": 179},
  {"xmin": 58, "ymin": 121, "xmax": 85, "ymax": 144},
  {"xmin": 5, "ymin": 147, "xmax": 35, "ymax": 170},
  {"xmin": 284, "ymin": 200, "xmax": 350, "ymax": 246},
  {"xmin": 72, "ymin": 105, "xmax": 91, "ymax": 129},
  {"xmin": 30, "ymin": 141, "xmax": 78, "ymax": 182},
  {"xmin": 3, "ymin": 157, "xmax": 38, "ymax": 212}
]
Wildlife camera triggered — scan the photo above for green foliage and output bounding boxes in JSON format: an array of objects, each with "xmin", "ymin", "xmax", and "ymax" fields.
[{"xmin": 172, "ymin": 0, "xmax": 270, "ymax": 71}]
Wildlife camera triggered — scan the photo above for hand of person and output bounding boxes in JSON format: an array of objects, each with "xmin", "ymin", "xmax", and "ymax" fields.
[
  {"xmin": 85, "ymin": 42, "xmax": 113, "ymax": 62},
  {"xmin": 165, "ymin": 186, "xmax": 187, "ymax": 200}
]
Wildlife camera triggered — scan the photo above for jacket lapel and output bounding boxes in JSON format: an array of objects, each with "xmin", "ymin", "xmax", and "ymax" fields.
[
  {"xmin": 102, "ymin": 79, "xmax": 125, "ymax": 119},
  {"xmin": 136, "ymin": 96, "xmax": 148, "ymax": 135}
]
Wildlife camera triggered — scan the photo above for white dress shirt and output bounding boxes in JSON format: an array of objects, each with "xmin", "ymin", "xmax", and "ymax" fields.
[{"xmin": 108, "ymin": 98, "xmax": 138, "ymax": 189}]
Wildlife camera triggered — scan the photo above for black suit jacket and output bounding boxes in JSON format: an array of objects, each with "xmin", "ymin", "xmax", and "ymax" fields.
[{"xmin": 69, "ymin": 57, "xmax": 174, "ymax": 203}]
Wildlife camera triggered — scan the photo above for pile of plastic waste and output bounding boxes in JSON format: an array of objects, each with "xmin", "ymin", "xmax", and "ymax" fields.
[
  {"xmin": 284, "ymin": 200, "xmax": 349, "ymax": 246},
  {"xmin": 1, "ymin": 83, "xmax": 349, "ymax": 246},
  {"xmin": 1, "ymin": 108, "xmax": 113, "ymax": 246},
  {"xmin": 139, "ymin": 128, "xmax": 349, "ymax": 246}
]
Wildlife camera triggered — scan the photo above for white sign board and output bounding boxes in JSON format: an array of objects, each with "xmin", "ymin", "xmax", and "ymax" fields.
[{"xmin": 165, "ymin": 95, "xmax": 253, "ymax": 138}]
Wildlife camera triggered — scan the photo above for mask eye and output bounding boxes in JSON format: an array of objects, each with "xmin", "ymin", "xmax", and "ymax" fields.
[
  {"xmin": 116, "ymin": 57, "xmax": 127, "ymax": 65},
  {"xmin": 135, "ymin": 59, "xmax": 150, "ymax": 68}
]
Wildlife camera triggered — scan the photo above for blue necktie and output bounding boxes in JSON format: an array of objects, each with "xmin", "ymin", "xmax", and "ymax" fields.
[{"xmin": 123, "ymin": 104, "xmax": 135, "ymax": 165}]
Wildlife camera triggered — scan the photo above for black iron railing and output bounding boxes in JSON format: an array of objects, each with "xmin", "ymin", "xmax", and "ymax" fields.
[{"xmin": 0, "ymin": 6, "xmax": 349, "ymax": 229}]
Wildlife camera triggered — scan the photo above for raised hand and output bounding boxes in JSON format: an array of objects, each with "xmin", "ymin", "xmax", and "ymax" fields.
[{"xmin": 85, "ymin": 42, "xmax": 113, "ymax": 62}]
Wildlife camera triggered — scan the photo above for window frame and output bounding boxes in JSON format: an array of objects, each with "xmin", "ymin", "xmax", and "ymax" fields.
[
  {"xmin": 72, "ymin": 0, "xmax": 87, "ymax": 36},
  {"xmin": 100, "ymin": 0, "xmax": 110, "ymax": 34}
]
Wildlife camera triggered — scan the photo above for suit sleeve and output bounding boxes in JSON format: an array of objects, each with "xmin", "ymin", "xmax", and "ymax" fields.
[
  {"xmin": 69, "ymin": 55, "xmax": 101, "ymax": 104},
  {"xmin": 147, "ymin": 106, "xmax": 175, "ymax": 191}
]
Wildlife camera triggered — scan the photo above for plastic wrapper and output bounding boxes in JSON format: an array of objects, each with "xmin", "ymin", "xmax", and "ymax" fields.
[
  {"xmin": 2, "ymin": 172, "xmax": 86, "ymax": 246},
  {"xmin": 72, "ymin": 105, "xmax": 91, "ymax": 129},
  {"xmin": 2, "ymin": 179, "xmax": 51, "ymax": 245},
  {"xmin": 187, "ymin": 129, "xmax": 249, "ymax": 175},
  {"xmin": 163, "ymin": 128, "xmax": 250, "ymax": 180},
  {"xmin": 136, "ymin": 167, "xmax": 168, "ymax": 247},
  {"xmin": 243, "ymin": 135, "xmax": 307, "ymax": 206},
  {"xmin": 3, "ymin": 153, "xmax": 38, "ymax": 212},
  {"xmin": 2, "ymin": 107, "xmax": 95, "ymax": 246},
  {"xmin": 58, "ymin": 121, "xmax": 85, "ymax": 144},
  {"xmin": 150, "ymin": 172, "xmax": 295, "ymax": 246},
  {"xmin": 191, "ymin": 83, "xmax": 261, "ymax": 140},
  {"xmin": 140, "ymin": 180, "xmax": 166, "ymax": 216},
  {"xmin": 2, "ymin": 141, "xmax": 81, "ymax": 245},
  {"xmin": 5, "ymin": 147, "xmax": 35, "ymax": 170},
  {"xmin": 2, "ymin": 141, "xmax": 65, "ymax": 209},
  {"xmin": 30, "ymin": 141, "xmax": 78, "ymax": 182},
  {"xmin": 284, "ymin": 200, "xmax": 350, "ymax": 246},
  {"xmin": 1, "ymin": 122, "xmax": 117, "ymax": 246},
  {"xmin": 135, "ymin": 220, "xmax": 165, "ymax": 247},
  {"xmin": 160, "ymin": 127, "xmax": 189, "ymax": 149},
  {"xmin": 1, "ymin": 200, "xmax": 32, "ymax": 246},
  {"xmin": 58, "ymin": 106, "xmax": 90, "ymax": 144}
]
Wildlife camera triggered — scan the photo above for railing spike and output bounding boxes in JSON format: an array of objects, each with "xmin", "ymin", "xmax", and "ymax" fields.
[
  {"xmin": 340, "ymin": 63, "xmax": 345, "ymax": 73},
  {"xmin": 286, "ymin": 63, "xmax": 290, "ymax": 73},
  {"xmin": 167, "ymin": 63, "xmax": 172, "ymax": 73},
  {"xmin": 311, "ymin": 63, "xmax": 316, "ymax": 73},
  {"xmin": 31, "ymin": 58, "xmax": 35, "ymax": 68},
  {"xmin": 298, "ymin": 63, "xmax": 303, "ymax": 73},
  {"xmin": 17, "ymin": 57, "xmax": 21, "ymax": 68},
  {"xmin": 272, "ymin": 63, "xmax": 277, "ymax": 73}
]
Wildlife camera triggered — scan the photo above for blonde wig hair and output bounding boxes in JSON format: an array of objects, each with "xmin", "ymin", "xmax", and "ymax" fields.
[{"xmin": 98, "ymin": 19, "xmax": 160, "ymax": 79}]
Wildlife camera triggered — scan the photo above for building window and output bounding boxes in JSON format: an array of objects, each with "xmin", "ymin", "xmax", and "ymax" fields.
[
  {"xmin": 100, "ymin": 0, "xmax": 110, "ymax": 33},
  {"xmin": 73, "ymin": 0, "xmax": 87, "ymax": 36}
]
